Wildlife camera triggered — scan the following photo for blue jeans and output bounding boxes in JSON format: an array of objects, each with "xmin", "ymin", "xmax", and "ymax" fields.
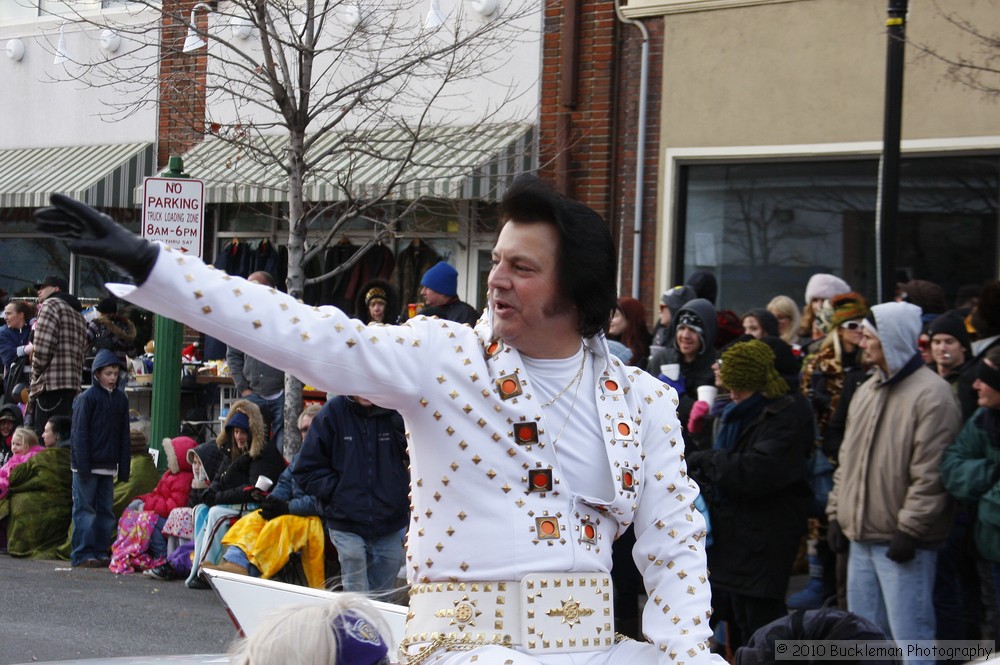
[
  {"xmin": 70, "ymin": 472, "xmax": 116, "ymax": 566},
  {"xmin": 244, "ymin": 392, "xmax": 284, "ymax": 456},
  {"xmin": 847, "ymin": 541, "xmax": 937, "ymax": 663},
  {"xmin": 149, "ymin": 517, "xmax": 168, "ymax": 559},
  {"xmin": 330, "ymin": 529, "xmax": 404, "ymax": 594},
  {"xmin": 222, "ymin": 544, "xmax": 261, "ymax": 577}
]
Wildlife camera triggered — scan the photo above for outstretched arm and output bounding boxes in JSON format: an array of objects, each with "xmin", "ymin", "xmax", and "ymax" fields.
[{"xmin": 35, "ymin": 194, "xmax": 159, "ymax": 284}]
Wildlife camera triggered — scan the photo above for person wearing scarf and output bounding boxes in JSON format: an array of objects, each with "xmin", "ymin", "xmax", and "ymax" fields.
[
  {"xmin": 685, "ymin": 340, "xmax": 813, "ymax": 649},
  {"xmin": 941, "ymin": 345, "xmax": 1000, "ymax": 630}
]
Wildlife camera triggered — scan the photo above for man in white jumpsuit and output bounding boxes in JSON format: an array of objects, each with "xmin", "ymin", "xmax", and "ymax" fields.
[{"xmin": 37, "ymin": 177, "xmax": 721, "ymax": 665}]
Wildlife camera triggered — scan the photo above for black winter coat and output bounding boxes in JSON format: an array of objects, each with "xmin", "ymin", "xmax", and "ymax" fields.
[
  {"xmin": 686, "ymin": 393, "xmax": 812, "ymax": 599},
  {"xmin": 293, "ymin": 396, "xmax": 410, "ymax": 539},
  {"xmin": 210, "ymin": 439, "xmax": 285, "ymax": 506}
]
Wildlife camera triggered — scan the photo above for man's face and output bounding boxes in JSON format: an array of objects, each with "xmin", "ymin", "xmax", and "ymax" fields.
[
  {"xmin": 0, "ymin": 419, "xmax": 14, "ymax": 439},
  {"xmin": 420, "ymin": 285, "xmax": 448, "ymax": 308},
  {"xmin": 676, "ymin": 325, "xmax": 702, "ymax": 359},
  {"xmin": 41, "ymin": 421, "xmax": 56, "ymax": 447},
  {"xmin": 931, "ymin": 334, "xmax": 965, "ymax": 370},
  {"xmin": 488, "ymin": 221, "xmax": 577, "ymax": 359},
  {"xmin": 97, "ymin": 365, "xmax": 120, "ymax": 390},
  {"xmin": 860, "ymin": 327, "xmax": 885, "ymax": 370},
  {"xmin": 368, "ymin": 300, "xmax": 386, "ymax": 323},
  {"xmin": 36, "ymin": 285, "xmax": 57, "ymax": 302}
]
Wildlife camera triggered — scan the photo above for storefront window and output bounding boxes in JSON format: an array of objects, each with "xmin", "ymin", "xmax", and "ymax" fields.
[
  {"xmin": 678, "ymin": 155, "xmax": 999, "ymax": 314},
  {"xmin": 0, "ymin": 216, "xmax": 139, "ymax": 300}
]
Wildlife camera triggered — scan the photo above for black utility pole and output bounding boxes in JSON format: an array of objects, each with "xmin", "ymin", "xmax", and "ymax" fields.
[{"xmin": 876, "ymin": 0, "xmax": 908, "ymax": 303}]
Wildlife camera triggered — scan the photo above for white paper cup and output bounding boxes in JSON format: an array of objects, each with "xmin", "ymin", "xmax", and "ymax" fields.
[
  {"xmin": 697, "ymin": 385, "xmax": 718, "ymax": 405},
  {"xmin": 661, "ymin": 364, "xmax": 681, "ymax": 381},
  {"xmin": 254, "ymin": 475, "xmax": 273, "ymax": 492}
]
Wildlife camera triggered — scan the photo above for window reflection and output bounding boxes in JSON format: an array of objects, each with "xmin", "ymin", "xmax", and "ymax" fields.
[{"xmin": 680, "ymin": 156, "xmax": 999, "ymax": 313}]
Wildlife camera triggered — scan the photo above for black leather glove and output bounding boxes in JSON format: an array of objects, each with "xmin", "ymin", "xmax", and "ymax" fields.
[
  {"xmin": 827, "ymin": 519, "xmax": 849, "ymax": 554},
  {"xmin": 259, "ymin": 499, "xmax": 289, "ymax": 520},
  {"xmin": 201, "ymin": 487, "xmax": 217, "ymax": 507},
  {"xmin": 35, "ymin": 194, "xmax": 160, "ymax": 284},
  {"xmin": 886, "ymin": 529, "xmax": 917, "ymax": 563}
]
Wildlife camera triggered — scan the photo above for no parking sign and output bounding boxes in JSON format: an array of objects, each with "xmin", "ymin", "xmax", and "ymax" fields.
[{"xmin": 141, "ymin": 177, "xmax": 205, "ymax": 258}]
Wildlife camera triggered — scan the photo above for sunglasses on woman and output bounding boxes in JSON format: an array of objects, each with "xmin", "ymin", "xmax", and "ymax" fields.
[{"xmin": 840, "ymin": 320, "xmax": 862, "ymax": 331}]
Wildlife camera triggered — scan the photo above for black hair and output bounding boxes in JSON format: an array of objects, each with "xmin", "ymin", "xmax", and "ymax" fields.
[
  {"xmin": 497, "ymin": 176, "xmax": 617, "ymax": 338},
  {"xmin": 47, "ymin": 415, "xmax": 72, "ymax": 440}
]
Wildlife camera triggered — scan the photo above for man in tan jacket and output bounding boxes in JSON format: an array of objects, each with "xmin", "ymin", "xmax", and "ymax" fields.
[{"xmin": 826, "ymin": 301, "xmax": 961, "ymax": 659}]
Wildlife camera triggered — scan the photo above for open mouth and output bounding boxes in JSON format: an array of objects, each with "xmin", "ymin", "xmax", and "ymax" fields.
[{"xmin": 493, "ymin": 297, "xmax": 513, "ymax": 314}]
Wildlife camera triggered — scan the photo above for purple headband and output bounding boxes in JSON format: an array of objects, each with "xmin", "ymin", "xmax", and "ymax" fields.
[{"xmin": 333, "ymin": 612, "xmax": 389, "ymax": 665}]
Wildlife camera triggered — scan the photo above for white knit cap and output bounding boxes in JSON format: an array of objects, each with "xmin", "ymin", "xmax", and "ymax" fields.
[{"xmin": 804, "ymin": 273, "xmax": 850, "ymax": 303}]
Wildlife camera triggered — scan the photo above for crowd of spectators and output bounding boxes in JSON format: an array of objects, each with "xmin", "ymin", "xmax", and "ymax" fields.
[{"xmin": 5, "ymin": 257, "xmax": 1000, "ymax": 662}]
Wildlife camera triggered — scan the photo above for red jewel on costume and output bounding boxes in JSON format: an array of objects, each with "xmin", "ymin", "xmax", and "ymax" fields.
[
  {"xmin": 496, "ymin": 375, "xmax": 523, "ymax": 400},
  {"xmin": 600, "ymin": 376, "xmax": 623, "ymax": 396},
  {"xmin": 515, "ymin": 422, "xmax": 539, "ymax": 445},
  {"xmin": 528, "ymin": 469, "xmax": 553, "ymax": 492},
  {"xmin": 536, "ymin": 516, "xmax": 560, "ymax": 539}
]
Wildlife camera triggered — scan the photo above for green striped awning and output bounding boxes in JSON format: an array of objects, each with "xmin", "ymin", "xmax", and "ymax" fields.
[
  {"xmin": 166, "ymin": 123, "xmax": 535, "ymax": 205},
  {"xmin": 0, "ymin": 143, "xmax": 156, "ymax": 209}
]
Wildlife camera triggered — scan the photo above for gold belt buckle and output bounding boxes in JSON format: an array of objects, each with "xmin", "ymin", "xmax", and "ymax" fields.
[{"xmin": 519, "ymin": 573, "xmax": 615, "ymax": 653}]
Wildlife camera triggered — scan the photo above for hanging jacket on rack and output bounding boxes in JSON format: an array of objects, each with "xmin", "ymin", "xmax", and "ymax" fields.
[
  {"xmin": 253, "ymin": 239, "xmax": 278, "ymax": 277},
  {"xmin": 396, "ymin": 240, "xmax": 442, "ymax": 319},
  {"xmin": 319, "ymin": 241, "xmax": 361, "ymax": 313},
  {"xmin": 215, "ymin": 239, "xmax": 247, "ymax": 277}
]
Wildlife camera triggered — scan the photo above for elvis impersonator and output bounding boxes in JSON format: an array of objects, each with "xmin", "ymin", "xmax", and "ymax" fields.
[{"xmin": 36, "ymin": 176, "xmax": 721, "ymax": 665}]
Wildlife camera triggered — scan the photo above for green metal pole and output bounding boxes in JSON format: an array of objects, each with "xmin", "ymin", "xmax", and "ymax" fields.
[{"xmin": 147, "ymin": 156, "xmax": 189, "ymax": 469}]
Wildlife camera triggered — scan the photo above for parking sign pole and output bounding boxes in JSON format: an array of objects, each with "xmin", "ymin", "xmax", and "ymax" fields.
[{"xmin": 148, "ymin": 156, "xmax": 191, "ymax": 466}]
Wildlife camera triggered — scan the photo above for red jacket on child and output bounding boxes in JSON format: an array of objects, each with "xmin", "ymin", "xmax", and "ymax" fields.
[{"xmin": 136, "ymin": 436, "xmax": 197, "ymax": 518}]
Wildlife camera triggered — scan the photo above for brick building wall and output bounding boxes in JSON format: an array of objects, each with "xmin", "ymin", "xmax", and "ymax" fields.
[
  {"xmin": 538, "ymin": 1, "xmax": 664, "ymax": 314},
  {"xmin": 157, "ymin": 0, "xmax": 209, "ymax": 169}
]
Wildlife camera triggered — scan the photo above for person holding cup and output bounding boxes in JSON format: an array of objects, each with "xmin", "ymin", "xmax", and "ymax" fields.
[
  {"xmin": 185, "ymin": 400, "xmax": 286, "ymax": 589},
  {"xmin": 206, "ymin": 405, "xmax": 327, "ymax": 586},
  {"xmin": 684, "ymin": 339, "xmax": 813, "ymax": 648},
  {"xmin": 646, "ymin": 299, "xmax": 718, "ymax": 451}
]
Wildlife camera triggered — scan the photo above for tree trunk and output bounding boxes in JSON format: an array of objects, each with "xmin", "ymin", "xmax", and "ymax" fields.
[{"xmin": 282, "ymin": 127, "xmax": 308, "ymax": 458}]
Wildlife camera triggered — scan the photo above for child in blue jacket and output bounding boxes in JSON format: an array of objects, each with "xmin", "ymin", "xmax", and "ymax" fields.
[{"xmin": 70, "ymin": 348, "xmax": 131, "ymax": 567}]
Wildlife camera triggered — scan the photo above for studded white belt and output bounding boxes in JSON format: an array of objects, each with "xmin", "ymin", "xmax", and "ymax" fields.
[{"xmin": 400, "ymin": 573, "xmax": 616, "ymax": 663}]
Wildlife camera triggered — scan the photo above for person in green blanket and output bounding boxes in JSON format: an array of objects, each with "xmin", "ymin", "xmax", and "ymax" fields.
[{"xmin": 0, "ymin": 415, "xmax": 72, "ymax": 558}]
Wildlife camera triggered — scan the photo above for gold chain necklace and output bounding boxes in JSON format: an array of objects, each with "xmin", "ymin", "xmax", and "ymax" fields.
[
  {"xmin": 541, "ymin": 347, "xmax": 589, "ymax": 445},
  {"xmin": 539, "ymin": 346, "xmax": 589, "ymax": 409}
]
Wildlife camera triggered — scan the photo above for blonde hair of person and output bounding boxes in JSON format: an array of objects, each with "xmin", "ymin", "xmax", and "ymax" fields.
[
  {"xmin": 767, "ymin": 295, "xmax": 801, "ymax": 345},
  {"xmin": 13, "ymin": 427, "xmax": 38, "ymax": 449},
  {"xmin": 299, "ymin": 403, "xmax": 322, "ymax": 426},
  {"xmin": 228, "ymin": 594, "xmax": 392, "ymax": 665}
]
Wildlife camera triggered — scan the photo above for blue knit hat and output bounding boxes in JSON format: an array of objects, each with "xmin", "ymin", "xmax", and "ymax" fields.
[
  {"xmin": 225, "ymin": 411, "xmax": 250, "ymax": 433},
  {"xmin": 420, "ymin": 261, "xmax": 458, "ymax": 297}
]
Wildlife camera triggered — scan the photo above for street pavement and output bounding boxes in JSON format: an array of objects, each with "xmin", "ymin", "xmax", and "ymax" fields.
[{"xmin": 0, "ymin": 556, "xmax": 236, "ymax": 664}]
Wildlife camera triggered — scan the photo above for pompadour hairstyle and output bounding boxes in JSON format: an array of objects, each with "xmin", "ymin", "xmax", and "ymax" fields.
[{"xmin": 498, "ymin": 176, "xmax": 617, "ymax": 338}]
